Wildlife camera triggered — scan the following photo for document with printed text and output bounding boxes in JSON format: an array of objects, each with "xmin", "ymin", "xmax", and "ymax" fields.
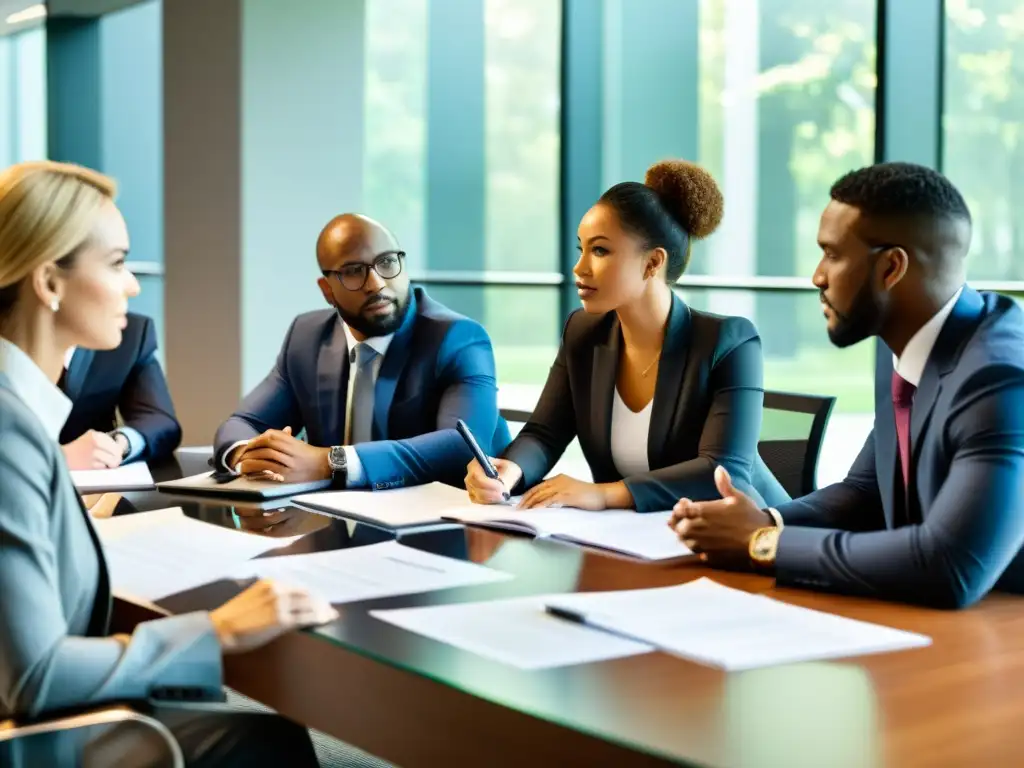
[
  {"xmin": 544, "ymin": 578, "xmax": 932, "ymax": 671},
  {"xmin": 371, "ymin": 594, "xmax": 654, "ymax": 669},
  {"xmin": 231, "ymin": 540, "xmax": 512, "ymax": 604}
]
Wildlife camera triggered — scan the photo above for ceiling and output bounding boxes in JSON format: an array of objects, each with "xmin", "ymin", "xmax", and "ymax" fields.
[
  {"xmin": 0, "ymin": 0, "xmax": 152, "ymax": 37},
  {"xmin": 0, "ymin": 0, "xmax": 44, "ymax": 37}
]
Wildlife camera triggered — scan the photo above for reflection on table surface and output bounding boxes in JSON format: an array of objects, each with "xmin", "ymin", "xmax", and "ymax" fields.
[{"xmin": 103, "ymin": 452, "xmax": 1024, "ymax": 768}]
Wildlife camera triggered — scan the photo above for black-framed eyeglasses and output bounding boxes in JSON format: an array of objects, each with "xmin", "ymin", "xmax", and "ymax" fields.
[{"xmin": 323, "ymin": 251, "xmax": 405, "ymax": 291}]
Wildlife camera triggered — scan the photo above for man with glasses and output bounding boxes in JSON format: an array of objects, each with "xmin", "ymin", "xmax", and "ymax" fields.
[{"xmin": 213, "ymin": 213, "xmax": 510, "ymax": 491}]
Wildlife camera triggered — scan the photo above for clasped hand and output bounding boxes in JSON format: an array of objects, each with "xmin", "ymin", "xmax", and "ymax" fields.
[
  {"xmin": 668, "ymin": 465, "xmax": 773, "ymax": 568},
  {"xmin": 231, "ymin": 427, "xmax": 331, "ymax": 483}
]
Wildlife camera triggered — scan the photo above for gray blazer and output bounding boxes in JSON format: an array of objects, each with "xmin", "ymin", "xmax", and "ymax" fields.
[{"xmin": 0, "ymin": 374, "xmax": 223, "ymax": 720}]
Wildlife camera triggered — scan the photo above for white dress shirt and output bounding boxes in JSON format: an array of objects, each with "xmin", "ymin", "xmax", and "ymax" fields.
[
  {"xmin": 610, "ymin": 388, "xmax": 652, "ymax": 478},
  {"xmin": 1, "ymin": 337, "xmax": 72, "ymax": 441},
  {"xmin": 892, "ymin": 286, "xmax": 963, "ymax": 387},
  {"xmin": 224, "ymin": 323, "xmax": 394, "ymax": 488}
]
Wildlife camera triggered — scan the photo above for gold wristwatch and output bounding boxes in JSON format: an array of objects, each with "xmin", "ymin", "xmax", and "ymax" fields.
[{"xmin": 749, "ymin": 526, "xmax": 780, "ymax": 567}]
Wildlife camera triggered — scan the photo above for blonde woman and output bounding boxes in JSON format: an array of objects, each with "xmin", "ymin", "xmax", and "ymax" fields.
[{"xmin": 0, "ymin": 161, "xmax": 334, "ymax": 766}]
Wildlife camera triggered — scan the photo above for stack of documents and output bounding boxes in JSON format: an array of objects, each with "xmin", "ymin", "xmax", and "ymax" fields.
[
  {"xmin": 293, "ymin": 482, "xmax": 690, "ymax": 560},
  {"xmin": 372, "ymin": 577, "xmax": 931, "ymax": 671},
  {"xmin": 71, "ymin": 462, "xmax": 155, "ymax": 493},
  {"xmin": 157, "ymin": 471, "xmax": 332, "ymax": 500},
  {"xmin": 93, "ymin": 507, "xmax": 299, "ymax": 601},
  {"xmin": 93, "ymin": 508, "xmax": 511, "ymax": 605}
]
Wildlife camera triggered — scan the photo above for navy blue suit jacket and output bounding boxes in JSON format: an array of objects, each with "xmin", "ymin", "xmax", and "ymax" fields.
[
  {"xmin": 776, "ymin": 287, "xmax": 1024, "ymax": 608},
  {"xmin": 214, "ymin": 287, "xmax": 510, "ymax": 489},
  {"xmin": 503, "ymin": 294, "xmax": 790, "ymax": 512},
  {"xmin": 59, "ymin": 313, "xmax": 182, "ymax": 461}
]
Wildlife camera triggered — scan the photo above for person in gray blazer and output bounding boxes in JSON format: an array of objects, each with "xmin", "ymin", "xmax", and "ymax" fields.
[
  {"xmin": 673, "ymin": 162, "xmax": 1024, "ymax": 609},
  {"xmin": 0, "ymin": 161, "xmax": 336, "ymax": 766}
]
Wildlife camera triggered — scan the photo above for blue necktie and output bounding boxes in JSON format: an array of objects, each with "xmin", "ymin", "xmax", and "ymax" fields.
[{"xmin": 348, "ymin": 342, "xmax": 378, "ymax": 445}]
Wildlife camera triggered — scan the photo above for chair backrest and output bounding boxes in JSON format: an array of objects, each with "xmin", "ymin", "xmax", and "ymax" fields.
[
  {"xmin": 757, "ymin": 390, "xmax": 836, "ymax": 498},
  {"xmin": 0, "ymin": 705, "xmax": 184, "ymax": 768}
]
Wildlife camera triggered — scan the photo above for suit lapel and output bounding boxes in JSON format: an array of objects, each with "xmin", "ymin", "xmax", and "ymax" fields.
[
  {"xmin": 590, "ymin": 314, "xmax": 620, "ymax": 478},
  {"xmin": 63, "ymin": 348, "xmax": 95, "ymax": 401},
  {"xmin": 316, "ymin": 318, "xmax": 350, "ymax": 447},
  {"xmin": 78, "ymin": 495, "xmax": 112, "ymax": 636},
  {"xmin": 909, "ymin": 287, "xmax": 985, "ymax": 463},
  {"xmin": 372, "ymin": 290, "xmax": 420, "ymax": 440},
  {"xmin": 874, "ymin": 344, "xmax": 898, "ymax": 528},
  {"xmin": 648, "ymin": 295, "xmax": 691, "ymax": 465}
]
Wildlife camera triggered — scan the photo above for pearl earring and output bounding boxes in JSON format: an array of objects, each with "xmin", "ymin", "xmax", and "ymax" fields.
[{"xmin": 50, "ymin": 298, "xmax": 60, "ymax": 313}]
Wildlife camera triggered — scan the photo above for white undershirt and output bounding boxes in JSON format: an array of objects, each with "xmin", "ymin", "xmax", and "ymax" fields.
[{"xmin": 610, "ymin": 388, "xmax": 652, "ymax": 478}]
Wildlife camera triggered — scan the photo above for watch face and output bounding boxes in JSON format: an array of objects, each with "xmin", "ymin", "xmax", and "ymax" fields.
[{"xmin": 328, "ymin": 446, "xmax": 346, "ymax": 471}]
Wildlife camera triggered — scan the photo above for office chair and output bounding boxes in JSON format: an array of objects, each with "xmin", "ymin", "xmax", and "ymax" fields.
[
  {"xmin": 757, "ymin": 390, "xmax": 836, "ymax": 498},
  {"xmin": 0, "ymin": 705, "xmax": 183, "ymax": 768}
]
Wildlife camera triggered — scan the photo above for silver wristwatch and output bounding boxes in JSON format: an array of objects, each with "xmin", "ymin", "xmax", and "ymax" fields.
[{"xmin": 327, "ymin": 445, "xmax": 348, "ymax": 486}]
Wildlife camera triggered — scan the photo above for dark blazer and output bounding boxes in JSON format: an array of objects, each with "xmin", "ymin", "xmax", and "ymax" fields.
[
  {"xmin": 59, "ymin": 312, "xmax": 182, "ymax": 461},
  {"xmin": 776, "ymin": 287, "xmax": 1024, "ymax": 608},
  {"xmin": 503, "ymin": 293, "xmax": 790, "ymax": 512},
  {"xmin": 214, "ymin": 287, "xmax": 510, "ymax": 489}
]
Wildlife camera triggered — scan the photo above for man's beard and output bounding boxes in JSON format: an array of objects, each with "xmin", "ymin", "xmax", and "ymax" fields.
[
  {"xmin": 822, "ymin": 280, "xmax": 885, "ymax": 349},
  {"xmin": 337, "ymin": 293, "xmax": 410, "ymax": 337}
]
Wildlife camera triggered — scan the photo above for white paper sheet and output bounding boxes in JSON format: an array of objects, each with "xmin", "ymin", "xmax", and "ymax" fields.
[
  {"xmin": 292, "ymin": 482, "xmax": 477, "ymax": 527},
  {"xmin": 71, "ymin": 462, "xmax": 155, "ymax": 492},
  {"xmin": 95, "ymin": 507, "xmax": 298, "ymax": 600},
  {"xmin": 545, "ymin": 578, "xmax": 932, "ymax": 671},
  {"xmin": 231, "ymin": 540, "xmax": 512, "ymax": 604},
  {"xmin": 371, "ymin": 595, "xmax": 653, "ymax": 669},
  {"xmin": 558, "ymin": 511, "xmax": 692, "ymax": 561}
]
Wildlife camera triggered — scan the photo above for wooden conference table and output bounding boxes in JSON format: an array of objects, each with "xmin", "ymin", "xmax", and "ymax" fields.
[{"xmin": 107, "ymin": 452, "xmax": 1024, "ymax": 768}]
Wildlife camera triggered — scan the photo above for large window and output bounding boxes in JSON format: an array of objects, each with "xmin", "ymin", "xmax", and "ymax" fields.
[
  {"xmin": 0, "ymin": 26, "xmax": 47, "ymax": 168},
  {"xmin": 943, "ymin": 0, "xmax": 1024, "ymax": 281},
  {"xmin": 694, "ymin": 0, "xmax": 877, "ymax": 415},
  {"xmin": 364, "ymin": 0, "xmax": 562, "ymax": 387}
]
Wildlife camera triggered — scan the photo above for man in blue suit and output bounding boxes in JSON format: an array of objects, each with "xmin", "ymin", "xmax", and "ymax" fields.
[
  {"xmin": 672, "ymin": 162, "xmax": 1024, "ymax": 608},
  {"xmin": 60, "ymin": 312, "xmax": 182, "ymax": 469},
  {"xmin": 214, "ymin": 213, "xmax": 509, "ymax": 490}
]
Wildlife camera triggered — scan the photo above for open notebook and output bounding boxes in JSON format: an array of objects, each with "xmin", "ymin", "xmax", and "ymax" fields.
[
  {"xmin": 293, "ymin": 482, "xmax": 691, "ymax": 561},
  {"xmin": 157, "ymin": 471, "xmax": 332, "ymax": 500}
]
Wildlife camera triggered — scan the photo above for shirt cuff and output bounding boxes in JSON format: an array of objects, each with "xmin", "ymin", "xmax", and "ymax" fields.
[
  {"xmin": 222, "ymin": 440, "xmax": 250, "ymax": 474},
  {"xmin": 765, "ymin": 507, "xmax": 785, "ymax": 530},
  {"xmin": 344, "ymin": 446, "xmax": 365, "ymax": 488},
  {"xmin": 115, "ymin": 426, "xmax": 147, "ymax": 462}
]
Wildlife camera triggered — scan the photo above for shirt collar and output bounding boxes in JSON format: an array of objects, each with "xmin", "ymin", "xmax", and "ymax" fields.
[
  {"xmin": 892, "ymin": 285, "xmax": 964, "ymax": 387},
  {"xmin": 0, "ymin": 337, "xmax": 73, "ymax": 440},
  {"xmin": 341, "ymin": 322, "xmax": 393, "ymax": 363},
  {"xmin": 64, "ymin": 346, "xmax": 76, "ymax": 370}
]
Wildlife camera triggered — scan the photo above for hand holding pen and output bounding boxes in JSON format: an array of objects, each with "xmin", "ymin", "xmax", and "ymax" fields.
[{"xmin": 458, "ymin": 419, "xmax": 523, "ymax": 504}]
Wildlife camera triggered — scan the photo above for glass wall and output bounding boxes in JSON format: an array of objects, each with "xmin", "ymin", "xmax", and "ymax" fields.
[
  {"xmin": 693, "ymin": 0, "xmax": 877, "ymax": 420},
  {"xmin": 0, "ymin": 27, "xmax": 47, "ymax": 167},
  {"xmin": 943, "ymin": 0, "xmax": 1024, "ymax": 281},
  {"xmin": 364, "ymin": 0, "xmax": 562, "ymax": 386}
]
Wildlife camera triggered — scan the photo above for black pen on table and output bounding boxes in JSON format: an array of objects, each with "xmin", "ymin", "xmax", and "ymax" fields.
[{"xmin": 455, "ymin": 418, "xmax": 509, "ymax": 501}]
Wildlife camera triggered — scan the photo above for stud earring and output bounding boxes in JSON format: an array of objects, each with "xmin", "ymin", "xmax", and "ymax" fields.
[{"xmin": 50, "ymin": 298, "xmax": 60, "ymax": 313}]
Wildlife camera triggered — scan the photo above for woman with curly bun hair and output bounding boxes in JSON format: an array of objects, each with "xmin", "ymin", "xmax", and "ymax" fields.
[{"xmin": 466, "ymin": 159, "xmax": 789, "ymax": 513}]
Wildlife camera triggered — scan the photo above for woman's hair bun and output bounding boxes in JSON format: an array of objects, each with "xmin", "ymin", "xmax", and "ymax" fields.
[{"xmin": 644, "ymin": 159, "xmax": 723, "ymax": 240}]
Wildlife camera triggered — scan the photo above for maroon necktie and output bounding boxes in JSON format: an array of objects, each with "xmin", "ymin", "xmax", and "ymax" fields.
[{"xmin": 892, "ymin": 371, "xmax": 916, "ymax": 493}]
